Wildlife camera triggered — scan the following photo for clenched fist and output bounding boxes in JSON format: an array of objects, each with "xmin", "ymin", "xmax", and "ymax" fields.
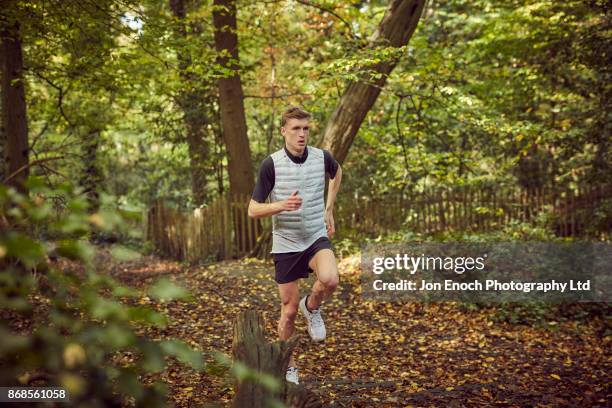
[{"xmin": 280, "ymin": 190, "xmax": 302, "ymax": 211}]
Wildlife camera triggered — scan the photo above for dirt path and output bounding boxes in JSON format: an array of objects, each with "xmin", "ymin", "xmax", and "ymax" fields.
[{"xmin": 110, "ymin": 254, "xmax": 610, "ymax": 407}]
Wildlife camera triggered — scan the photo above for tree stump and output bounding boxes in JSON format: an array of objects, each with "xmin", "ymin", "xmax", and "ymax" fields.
[{"xmin": 231, "ymin": 310, "xmax": 322, "ymax": 408}]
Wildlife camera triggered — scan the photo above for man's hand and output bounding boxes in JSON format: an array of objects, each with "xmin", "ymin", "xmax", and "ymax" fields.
[
  {"xmin": 325, "ymin": 208, "xmax": 335, "ymax": 237},
  {"xmin": 280, "ymin": 190, "xmax": 302, "ymax": 211}
]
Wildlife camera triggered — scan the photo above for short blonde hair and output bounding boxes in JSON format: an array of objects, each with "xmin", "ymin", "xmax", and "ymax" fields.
[{"xmin": 281, "ymin": 106, "xmax": 311, "ymax": 127}]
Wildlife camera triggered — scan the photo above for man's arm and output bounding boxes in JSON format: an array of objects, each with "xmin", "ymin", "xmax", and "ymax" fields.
[
  {"xmin": 248, "ymin": 191, "xmax": 302, "ymax": 219},
  {"xmin": 325, "ymin": 165, "xmax": 342, "ymax": 237}
]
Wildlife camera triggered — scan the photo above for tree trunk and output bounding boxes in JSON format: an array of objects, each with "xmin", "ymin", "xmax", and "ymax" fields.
[
  {"xmin": 79, "ymin": 129, "xmax": 102, "ymax": 211},
  {"xmin": 2, "ymin": 9, "xmax": 29, "ymax": 193},
  {"xmin": 320, "ymin": 0, "xmax": 426, "ymax": 164},
  {"xmin": 170, "ymin": 0, "xmax": 212, "ymax": 206},
  {"xmin": 213, "ymin": 0, "xmax": 255, "ymax": 253},
  {"xmin": 231, "ymin": 310, "xmax": 322, "ymax": 408},
  {"xmin": 0, "ymin": 46, "xmax": 4, "ymax": 182},
  {"xmin": 72, "ymin": 2, "xmax": 113, "ymax": 211},
  {"xmin": 212, "ymin": 0, "xmax": 254, "ymax": 197},
  {"xmin": 186, "ymin": 116, "xmax": 211, "ymax": 206}
]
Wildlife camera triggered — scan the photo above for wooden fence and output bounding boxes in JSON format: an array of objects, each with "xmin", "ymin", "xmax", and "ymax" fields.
[
  {"xmin": 146, "ymin": 185, "xmax": 610, "ymax": 262},
  {"xmin": 146, "ymin": 193, "xmax": 270, "ymax": 262},
  {"xmin": 336, "ymin": 184, "xmax": 611, "ymax": 239}
]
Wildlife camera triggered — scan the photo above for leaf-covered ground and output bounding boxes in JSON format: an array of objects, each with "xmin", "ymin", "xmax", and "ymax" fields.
[{"xmin": 108, "ymin": 252, "xmax": 610, "ymax": 407}]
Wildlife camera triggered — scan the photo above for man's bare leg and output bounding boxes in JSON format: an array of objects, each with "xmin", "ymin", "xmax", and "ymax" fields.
[
  {"xmin": 278, "ymin": 280, "xmax": 300, "ymax": 368},
  {"xmin": 306, "ymin": 249, "xmax": 339, "ymax": 311}
]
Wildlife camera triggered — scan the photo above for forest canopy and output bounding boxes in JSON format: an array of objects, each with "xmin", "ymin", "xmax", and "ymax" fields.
[{"xmin": 2, "ymin": 0, "xmax": 609, "ymax": 211}]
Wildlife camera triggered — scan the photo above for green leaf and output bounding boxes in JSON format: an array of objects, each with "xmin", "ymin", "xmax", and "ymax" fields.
[
  {"xmin": 53, "ymin": 213, "xmax": 91, "ymax": 235},
  {"xmin": 148, "ymin": 279, "xmax": 191, "ymax": 301},
  {"xmin": 24, "ymin": 176, "xmax": 47, "ymax": 192},
  {"xmin": 116, "ymin": 369, "xmax": 144, "ymax": 399},
  {"xmin": 27, "ymin": 202, "xmax": 53, "ymax": 222},
  {"xmin": 79, "ymin": 324, "xmax": 136, "ymax": 350},
  {"xmin": 3, "ymin": 233, "xmax": 46, "ymax": 268},
  {"xmin": 110, "ymin": 245, "xmax": 142, "ymax": 261},
  {"xmin": 128, "ymin": 306, "xmax": 168, "ymax": 327},
  {"xmin": 90, "ymin": 209, "xmax": 124, "ymax": 232},
  {"xmin": 111, "ymin": 284, "xmax": 139, "ymax": 298},
  {"xmin": 159, "ymin": 340, "xmax": 203, "ymax": 370},
  {"xmin": 0, "ymin": 327, "xmax": 31, "ymax": 354},
  {"xmin": 230, "ymin": 361, "xmax": 281, "ymax": 393},
  {"xmin": 84, "ymin": 295, "xmax": 128, "ymax": 321},
  {"xmin": 140, "ymin": 340, "xmax": 165, "ymax": 372},
  {"xmin": 56, "ymin": 240, "xmax": 95, "ymax": 264}
]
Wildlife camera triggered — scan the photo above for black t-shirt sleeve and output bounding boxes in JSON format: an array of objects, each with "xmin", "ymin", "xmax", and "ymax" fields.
[
  {"xmin": 252, "ymin": 156, "xmax": 275, "ymax": 203},
  {"xmin": 323, "ymin": 150, "xmax": 339, "ymax": 179}
]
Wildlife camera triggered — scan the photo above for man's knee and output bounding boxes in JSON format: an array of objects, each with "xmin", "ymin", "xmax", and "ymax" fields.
[
  {"xmin": 311, "ymin": 250, "xmax": 339, "ymax": 291},
  {"xmin": 320, "ymin": 274, "xmax": 339, "ymax": 292},
  {"xmin": 280, "ymin": 302, "xmax": 299, "ymax": 323}
]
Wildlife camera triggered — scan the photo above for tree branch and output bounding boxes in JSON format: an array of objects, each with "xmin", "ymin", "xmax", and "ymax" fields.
[
  {"xmin": 29, "ymin": 122, "xmax": 49, "ymax": 152},
  {"xmin": 30, "ymin": 70, "xmax": 75, "ymax": 128},
  {"xmin": 3, "ymin": 157, "xmax": 64, "ymax": 184},
  {"xmin": 395, "ymin": 95, "xmax": 410, "ymax": 172},
  {"xmin": 243, "ymin": 92, "xmax": 311, "ymax": 99},
  {"xmin": 294, "ymin": 0, "xmax": 358, "ymax": 40}
]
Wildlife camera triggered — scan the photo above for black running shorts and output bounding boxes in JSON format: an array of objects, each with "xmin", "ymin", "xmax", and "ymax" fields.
[{"xmin": 273, "ymin": 237, "xmax": 333, "ymax": 284}]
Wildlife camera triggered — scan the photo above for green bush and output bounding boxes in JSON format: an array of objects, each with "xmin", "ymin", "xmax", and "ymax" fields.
[{"xmin": 0, "ymin": 180, "xmax": 204, "ymax": 407}]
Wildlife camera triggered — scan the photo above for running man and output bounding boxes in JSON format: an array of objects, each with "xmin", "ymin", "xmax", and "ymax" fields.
[{"xmin": 248, "ymin": 106, "xmax": 342, "ymax": 385}]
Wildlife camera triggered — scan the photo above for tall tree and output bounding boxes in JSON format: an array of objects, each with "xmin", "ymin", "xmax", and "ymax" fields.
[
  {"xmin": 170, "ymin": 0, "xmax": 214, "ymax": 206},
  {"xmin": 321, "ymin": 0, "xmax": 426, "ymax": 164},
  {"xmin": 1, "ymin": 3, "xmax": 29, "ymax": 192},
  {"xmin": 68, "ymin": 1, "xmax": 116, "ymax": 212},
  {"xmin": 79, "ymin": 128, "xmax": 103, "ymax": 211},
  {"xmin": 212, "ymin": 0, "xmax": 254, "ymax": 197}
]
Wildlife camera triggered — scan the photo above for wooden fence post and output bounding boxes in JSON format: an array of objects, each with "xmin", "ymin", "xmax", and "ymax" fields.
[{"xmin": 223, "ymin": 193, "xmax": 233, "ymax": 260}]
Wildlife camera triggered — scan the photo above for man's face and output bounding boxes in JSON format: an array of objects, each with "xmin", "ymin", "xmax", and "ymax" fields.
[{"xmin": 281, "ymin": 118, "xmax": 310, "ymax": 153}]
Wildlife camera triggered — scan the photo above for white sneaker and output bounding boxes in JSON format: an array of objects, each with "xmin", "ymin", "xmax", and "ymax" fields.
[
  {"xmin": 286, "ymin": 366, "xmax": 299, "ymax": 384},
  {"xmin": 299, "ymin": 295, "xmax": 326, "ymax": 342}
]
